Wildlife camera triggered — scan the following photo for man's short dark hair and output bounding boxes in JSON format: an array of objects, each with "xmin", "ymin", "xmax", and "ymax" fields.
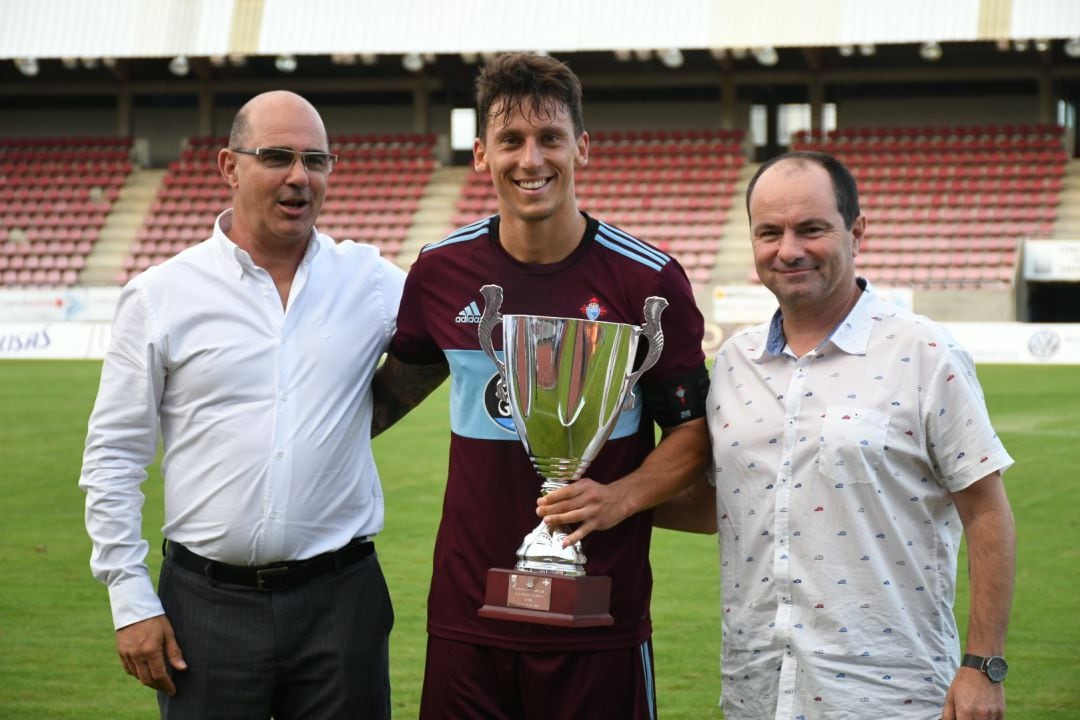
[
  {"xmin": 474, "ymin": 52, "xmax": 585, "ymax": 139},
  {"xmin": 745, "ymin": 150, "xmax": 862, "ymax": 229}
]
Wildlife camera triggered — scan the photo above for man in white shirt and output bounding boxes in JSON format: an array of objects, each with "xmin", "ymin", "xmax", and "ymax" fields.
[
  {"xmin": 657, "ymin": 151, "xmax": 1016, "ymax": 720},
  {"xmin": 80, "ymin": 91, "xmax": 405, "ymax": 719}
]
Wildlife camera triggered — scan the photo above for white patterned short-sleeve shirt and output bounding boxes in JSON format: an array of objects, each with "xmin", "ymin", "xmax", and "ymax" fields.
[{"xmin": 707, "ymin": 281, "xmax": 1013, "ymax": 720}]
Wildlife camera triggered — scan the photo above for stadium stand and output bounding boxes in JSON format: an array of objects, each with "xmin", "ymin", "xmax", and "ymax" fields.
[
  {"xmin": 452, "ymin": 128, "xmax": 746, "ymax": 284},
  {"xmin": 4, "ymin": 1, "xmax": 1080, "ymax": 324},
  {"xmin": 0, "ymin": 137, "xmax": 133, "ymax": 287},
  {"xmin": 5, "ymin": 125, "xmax": 1068, "ymax": 294},
  {"xmin": 119, "ymin": 133, "xmax": 437, "ymax": 283},
  {"xmin": 790, "ymin": 124, "xmax": 1067, "ymax": 289}
]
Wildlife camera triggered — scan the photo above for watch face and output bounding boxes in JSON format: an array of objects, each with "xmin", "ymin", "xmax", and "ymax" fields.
[{"xmin": 986, "ymin": 656, "xmax": 1008, "ymax": 682}]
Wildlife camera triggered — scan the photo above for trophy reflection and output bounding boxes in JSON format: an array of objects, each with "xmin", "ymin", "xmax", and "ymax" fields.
[{"xmin": 476, "ymin": 284, "xmax": 666, "ymax": 627}]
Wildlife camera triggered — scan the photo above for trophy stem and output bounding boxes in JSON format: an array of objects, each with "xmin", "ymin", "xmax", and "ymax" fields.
[{"xmin": 539, "ymin": 479, "xmax": 567, "ymax": 496}]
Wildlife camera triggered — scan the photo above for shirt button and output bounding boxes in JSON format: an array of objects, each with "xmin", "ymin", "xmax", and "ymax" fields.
[
  {"xmin": 269, "ymin": 511, "xmax": 279, "ymax": 520},
  {"xmin": 275, "ymin": 450, "xmax": 284, "ymax": 459}
]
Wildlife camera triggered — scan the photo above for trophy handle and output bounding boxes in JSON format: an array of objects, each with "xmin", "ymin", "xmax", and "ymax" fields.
[
  {"xmin": 624, "ymin": 296, "xmax": 668, "ymax": 394},
  {"xmin": 478, "ymin": 284, "xmax": 507, "ymax": 383}
]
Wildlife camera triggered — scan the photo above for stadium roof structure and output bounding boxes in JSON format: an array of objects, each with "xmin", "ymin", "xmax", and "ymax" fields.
[
  {"xmin": 3, "ymin": 0, "xmax": 1080, "ymax": 137},
  {"xmin": 4, "ymin": 0, "xmax": 1080, "ymax": 59}
]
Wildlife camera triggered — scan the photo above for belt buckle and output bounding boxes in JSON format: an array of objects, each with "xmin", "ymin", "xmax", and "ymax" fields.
[{"xmin": 256, "ymin": 565, "xmax": 289, "ymax": 591}]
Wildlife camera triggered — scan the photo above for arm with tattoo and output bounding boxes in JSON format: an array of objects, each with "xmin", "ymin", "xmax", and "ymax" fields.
[{"xmin": 371, "ymin": 353, "xmax": 450, "ymax": 437}]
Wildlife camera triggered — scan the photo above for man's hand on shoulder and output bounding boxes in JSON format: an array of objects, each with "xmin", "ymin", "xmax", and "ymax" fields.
[{"xmin": 116, "ymin": 614, "xmax": 187, "ymax": 696}]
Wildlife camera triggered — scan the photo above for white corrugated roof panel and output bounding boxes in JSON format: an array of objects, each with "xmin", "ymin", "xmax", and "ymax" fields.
[
  {"xmin": 1012, "ymin": 0, "xmax": 1080, "ymax": 38},
  {"xmin": 6, "ymin": 0, "xmax": 1080, "ymax": 60},
  {"xmin": 0, "ymin": 0, "xmax": 233, "ymax": 59},
  {"xmin": 259, "ymin": 0, "xmax": 712, "ymax": 54},
  {"xmin": 839, "ymin": 0, "xmax": 980, "ymax": 44}
]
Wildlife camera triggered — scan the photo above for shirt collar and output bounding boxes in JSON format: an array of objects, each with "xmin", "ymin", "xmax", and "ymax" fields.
[
  {"xmin": 827, "ymin": 278, "xmax": 877, "ymax": 356},
  {"xmin": 761, "ymin": 277, "xmax": 874, "ymax": 360},
  {"xmin": 210, "ymin": 208, "xmax": 322, "ymax": 278}
]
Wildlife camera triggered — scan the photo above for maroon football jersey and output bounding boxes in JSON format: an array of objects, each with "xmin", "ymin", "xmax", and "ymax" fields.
[{"xmin": 392, "ymin": 213, "xmax": 705, "ymax": 651}]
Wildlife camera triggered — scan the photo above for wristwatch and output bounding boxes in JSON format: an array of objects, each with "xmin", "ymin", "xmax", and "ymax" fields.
[{"xmin": 961, "ymin": 653, "xmax": 1008, "ymax": 683}]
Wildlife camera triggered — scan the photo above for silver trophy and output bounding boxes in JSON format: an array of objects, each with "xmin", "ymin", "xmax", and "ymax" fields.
[{"xmin": 478, "ymin": 284, "xmax": 667, "ymax": 578}]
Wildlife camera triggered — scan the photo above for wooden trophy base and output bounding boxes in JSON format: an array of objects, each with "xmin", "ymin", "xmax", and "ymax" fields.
[{"xmin": 478, "ymin": 568, "xmax": 614, "ymax": 627}]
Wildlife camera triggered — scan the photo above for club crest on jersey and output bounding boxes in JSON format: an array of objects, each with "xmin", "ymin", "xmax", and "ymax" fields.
[
  {"xmin": 483, "ymin": 373, "xmax": 519, "ymax": 434},
  {"xmin": 580, "ymin": 297, "xmax": 607, "ymax": 321}
]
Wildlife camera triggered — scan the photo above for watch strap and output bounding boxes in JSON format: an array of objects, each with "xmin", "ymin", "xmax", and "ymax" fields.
[{"xmin": 960, "ymin": 653, "xmax": 987, "ymax": 671}]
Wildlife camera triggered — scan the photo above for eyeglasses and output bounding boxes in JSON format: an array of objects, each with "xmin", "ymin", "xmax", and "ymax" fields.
[{"xmin": 230, "ymin": 147, "xmax": 337, "ymax": 174}]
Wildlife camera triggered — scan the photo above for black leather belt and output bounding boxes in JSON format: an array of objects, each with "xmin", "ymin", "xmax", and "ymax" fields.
[{"xmin": 165, "ymin": 537, "xmax": 374, "ymax": 591}]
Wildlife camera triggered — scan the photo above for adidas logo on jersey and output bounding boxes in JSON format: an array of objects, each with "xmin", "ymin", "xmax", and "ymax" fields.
[{"xmin": 455, "ymin": 300, "xmax": 482, "ymax": 324}]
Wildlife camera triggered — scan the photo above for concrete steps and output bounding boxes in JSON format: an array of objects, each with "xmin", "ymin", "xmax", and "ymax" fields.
[
  {"xmin": 80, "ymin": 169, "xmax": 165, "ymax": 285},
  {"xmin": 397, "ymin": 166, "xmax": 471, "ymax": 269},
  {"xmin": 1052, "ymin": 159, "xmax": 1080, "ymax": 239},
  {"xmin": 709, "ymin": 163, "xmax": 755, "ymax": 286}
]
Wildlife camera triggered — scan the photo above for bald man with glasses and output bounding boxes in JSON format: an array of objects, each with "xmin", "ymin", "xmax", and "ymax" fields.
[{"xmin": 80, "ymin": 90, "xmax": 404, "ymax": 719}]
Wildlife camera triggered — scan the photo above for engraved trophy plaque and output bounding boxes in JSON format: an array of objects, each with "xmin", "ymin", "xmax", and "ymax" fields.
[{"xmin": 476, "ymin": 284, "xmax": 666, "ymax": 627}]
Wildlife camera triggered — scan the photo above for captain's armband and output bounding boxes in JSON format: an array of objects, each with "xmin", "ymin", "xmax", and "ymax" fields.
[{"xmin": 642, "ymin": 364, "xmax": 709, "ymax": 428}]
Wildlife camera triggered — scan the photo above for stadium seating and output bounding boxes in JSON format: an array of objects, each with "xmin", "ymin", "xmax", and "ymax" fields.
[
  {"xmin": 119, "ymin": 133, "xmax": 437, "ymax": 282},
  {"xmin": 0, "ymin": 136, "xmax": 132, "ymax": 287},
  {"xmin": 789, "ymin": 123, "xmax": 1064, "ymax": 289},
  {"xmin": 6, "ymin": 125, "xmax": 1061, "ymax": 292},
  {"xmin": 452, "ymin": 128, "xmax": 746, "ymax": 284}
]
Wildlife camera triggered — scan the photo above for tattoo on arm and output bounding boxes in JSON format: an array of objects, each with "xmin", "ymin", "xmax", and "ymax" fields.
[{"xmin": 371, "ymin": 354, "xmax": 449, "ymax": 437}]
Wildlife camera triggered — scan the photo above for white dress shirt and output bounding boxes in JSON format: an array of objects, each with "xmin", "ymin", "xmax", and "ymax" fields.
[
  {"xmin": 707, "ymin": 281, "xmax": 1013, "ymax": 720},
  {"xmin": 80, "ymin": 210, "xmax": 405, "ymax": 629}
]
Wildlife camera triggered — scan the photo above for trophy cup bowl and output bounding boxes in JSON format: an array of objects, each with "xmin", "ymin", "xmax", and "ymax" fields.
[{"xmin": 476, "ymin": 284, "xmax": 666, "ymax": 626}]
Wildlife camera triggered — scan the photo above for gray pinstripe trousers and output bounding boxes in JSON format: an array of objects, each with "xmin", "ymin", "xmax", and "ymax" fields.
[{"xmin": 156, "ymin": 549, "xmax": 393, "ymax": 719}]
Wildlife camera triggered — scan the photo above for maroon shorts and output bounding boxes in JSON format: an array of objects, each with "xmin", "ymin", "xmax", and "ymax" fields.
[{"xmin": 419, "ymin": 635, "xmax": 657, "ymax": 720}]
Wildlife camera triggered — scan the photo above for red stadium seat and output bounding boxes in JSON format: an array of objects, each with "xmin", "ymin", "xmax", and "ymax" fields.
[
  {"xmin": 0, "ymin": 136, "xmax": 134, "ymax": 285},
  {"xmin": 798, "ymin": 123, "xmax": 1063, "ymax": 288}
]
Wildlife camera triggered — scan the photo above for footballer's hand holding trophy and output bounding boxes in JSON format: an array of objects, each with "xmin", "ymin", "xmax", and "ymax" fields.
[{"xmin": 476, "ymin": 284, "xmax": 666, "ymax": 627}]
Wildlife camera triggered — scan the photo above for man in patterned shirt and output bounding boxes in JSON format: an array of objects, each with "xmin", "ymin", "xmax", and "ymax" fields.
[
  {"xmin": 658, "ymin": 151, "xmax": 1016, "ymax": 720},
  {"xmin": 371, "ymin": 52, "xmax": 710, "ymax": 718}
]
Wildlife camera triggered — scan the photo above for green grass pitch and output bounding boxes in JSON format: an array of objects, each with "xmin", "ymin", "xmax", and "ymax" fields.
[{"xmin": 0, "ymin": 360, "xmax": 1077, "ymax": 718}]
